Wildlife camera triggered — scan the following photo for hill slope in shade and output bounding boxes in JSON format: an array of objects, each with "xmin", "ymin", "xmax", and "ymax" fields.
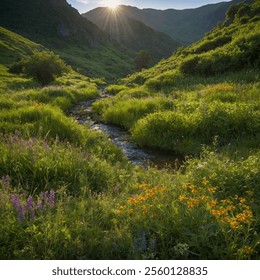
[
  {"xmin": 85, "ymin": 0, "xmax": 254, "ymax": 45},
  {"xmin": 83, "ymin": 7, "xmax": 180, "ymax": 60},
  {"xmin": 0, "ymin": 0, "xmax": 135, "ymax": 80},
  {"xmin": 0, "ymin": 0, "xmax": 106, "ymax": 47}
]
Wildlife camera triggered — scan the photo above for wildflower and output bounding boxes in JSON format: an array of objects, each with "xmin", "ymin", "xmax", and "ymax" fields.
[
  {"xmin": 207, "ymin": 187, "xmax": 217, "ymax": 193},
  {"xmin": 17, "ymin": 205, "xmax": 25, "ymax": 220},
  {"xmin": 239, "ymin": 198, "xmax": 246, "ymax": 204},
  {"xmin": 49, "ymin": 190, "xmax": 55, "ymax": 206},
  {"xmin": 187, "ymin": 198, "xmax": 199, "ymax": 208},
  {"xmin": 11, "ymin": 195, "xmax": 21, "ymax": 209},
  {"xmin": 202, "ymin": 179, "xmax": 209, "ymax": 186},
  {"xmin": 26, "ymin": 195, "xmax": 35, "ymax": 219},
  {"xmin": 37, "ymin": 198, "xmax": 43, "ymax": 211},
  {"xmin": 11, "ymin": 195, "xmax": 25, "ymax": 221},
  {"xmin": 236, "ymin": 213, "xmax": 247, "ymax": 223},
  {"xmin": 41, "ymin": 191, "xmax": 49, "ymax": 203},
  {"xmin": 179, "ymin": 195, "xmax": 187, "ymax": 202},
  {"xmin": 208, "ymin": 200, "xmax": 217, "ymax": 207},
  {"xmin": 229, "ymin": 218, "xmax": 239, "ymax": 230}
]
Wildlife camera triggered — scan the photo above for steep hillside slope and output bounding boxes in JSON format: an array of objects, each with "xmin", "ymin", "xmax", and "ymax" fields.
[
  {"xmin": 83, "ymin": 7, "xmax": 180, "ymax": 60},
  {"xmin": 85, "ymin": 0, "xmax": 254, "ymax": 45},
  {"xmin": 0, "ymin": 0, "xmax": 133, "ymax": 80},
  {"xmin": 93, "ymin": 0, "xmax": 260, "ymax": 156},
  {"xmin": 0, "ymin": 27, "xmax": 45, "ymax": 66},
  {"xmin": 123, "ymin": 0, "xmax": 260, "ymax": 86},
  {"xmin": 0, "ymin": 0, "xmax": 106, "ymax": 47}
]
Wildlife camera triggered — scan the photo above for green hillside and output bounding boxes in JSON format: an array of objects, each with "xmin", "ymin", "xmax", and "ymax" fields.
[
  {"xmin": 0, "ymin": 0, "xmax": 134, "ymax": 80},
  {"xmin": 83, "ymin": 7, "xmax": 180, "ymax": 60},
  {"xmin": 0, "ymin": 27, "xmax": 45, "ymax": 65},
  {"xmin": 123, "ymin": 0, "xmax": 260, "ymax": 85},
  {"xmin": 0, "ymin": 0, "xmax": 259, "ymax": 261}
]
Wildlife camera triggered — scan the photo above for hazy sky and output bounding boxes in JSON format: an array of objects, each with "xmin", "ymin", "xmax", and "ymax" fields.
[{"xmin": 67, "ymin": 0, "xmax": 232, "ymax": 13}]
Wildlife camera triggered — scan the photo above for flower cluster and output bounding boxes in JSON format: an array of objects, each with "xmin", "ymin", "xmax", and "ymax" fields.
[
  {"xmin": 178, "ymin": 180, "xmax": 254, "ymax": 231},
  {"xmin": 117, "ymin": 184, "xmax": 166, "ymax": 217},
  {"xmin": 1, "ymin": 131, "xmax": 50, "ymax": 153},
  {"xmin": 10, "ymin": 190, "xmax": 55, "ymax": 222},
  {"xmin": 209, "ymin": 197, "xmax": 253, "ymax": 230}
]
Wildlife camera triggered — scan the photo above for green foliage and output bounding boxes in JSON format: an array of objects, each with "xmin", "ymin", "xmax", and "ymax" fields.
[
  {"xmin": 0, "ymin": 26, "xmax": 44, "ymax": 66},
  {"xmin": 0, "ymin": 0, "xmax": 259, "ymax": 261},
  {"xmin": 10, "ymin": 51, "xmax": 69, "ymax": 85},
  {"xmin": 105, "ymin": 84, "xmax": 129, "ymax": 95},
  {"xmin": 134, "ymin": 50, "xmax": 152, "ymax": 71}
]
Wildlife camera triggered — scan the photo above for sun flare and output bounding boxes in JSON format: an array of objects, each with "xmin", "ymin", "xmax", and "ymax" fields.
[{"xmin": 104, "ymin": 0, "xmax": 120, "ymax": 10}]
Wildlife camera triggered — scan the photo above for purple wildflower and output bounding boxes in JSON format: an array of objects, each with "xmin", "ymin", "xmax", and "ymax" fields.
[
  {"xmin": 12, "ymin": 131, "xmax": 19, "ymax": 143},
  {"xmin": 11, "ymin": 195, "xmax": 21, "ymax": 209},
  {"xmin": 11, "ymin": 195, "xmax": 25, "ymax": 221},
  {"xmin": 26, "ymin": 195, "xmax": 35, "ymax": 220},
  {"xmin": 36, "ymin": 198, "xmax": 43, "ymax": 211},
  {"xmin": 26, "ymin": 195, "xmax": 34, "ymax": 210},
  {"xmin": 17, "ymin": 205, "xmax": 25, "ymax": 220},
  {"xmin": 41, "ymin": 191, "xmax": 49, "ymax": 203},
  {"xmin": 49, "ymin": 190, "xmax": 55, "ymax": 206}
]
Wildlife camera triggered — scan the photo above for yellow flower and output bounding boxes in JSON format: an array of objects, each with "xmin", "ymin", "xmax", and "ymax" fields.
[
  {"xmin": 207, "ymin": 187, "xmax": 217, "ymax": 193},
  {"xmin": 208, "ymin": 200, "xmax": 217, "ymax": 207},
  {"xmin": 187, "ymin": 198, "xmax": 199, "ymax": 208},
  {"xmin": 179, "ymin": 195, "xmax": 187, "ymax": 202},
  {"xmin": 229, "ymin": 218, "xmax": 239, "ymax": 230},
  {"xmin": 236, "ymin": 213, "xmax": 247, "ymax": 223},
  {"xmin": 239, "ymin": 198, "xmax": 246, "ymax": 204},
  {"xmin": 202, "ymin": 179, "xmax": 209, "ymax": 186}
]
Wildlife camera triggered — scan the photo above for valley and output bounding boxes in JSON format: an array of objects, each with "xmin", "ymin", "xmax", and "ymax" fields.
[{"xmin": 0, "ymin": 0, "xmax": 259, "ymax": 260}]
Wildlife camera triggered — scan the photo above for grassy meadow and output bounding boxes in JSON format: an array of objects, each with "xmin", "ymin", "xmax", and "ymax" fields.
[{"xmin": 0, "ymin": 1, "xmax": 260, "ymax": 260}]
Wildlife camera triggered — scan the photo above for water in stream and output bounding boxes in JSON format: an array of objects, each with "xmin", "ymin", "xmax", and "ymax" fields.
[{"xmin": 69, "ymin": 91, "xmax": 183, "ymax": 168}]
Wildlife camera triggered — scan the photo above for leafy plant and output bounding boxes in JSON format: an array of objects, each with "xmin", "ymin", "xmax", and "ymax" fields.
[{"xmin": 10, "ymin": 51, "xmax": 69, "ymax": 85}]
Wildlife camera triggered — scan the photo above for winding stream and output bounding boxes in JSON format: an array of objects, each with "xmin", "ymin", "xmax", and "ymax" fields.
[{"xmin": 69, "ymin": 89, "xmax": 183, "ymax": 168}]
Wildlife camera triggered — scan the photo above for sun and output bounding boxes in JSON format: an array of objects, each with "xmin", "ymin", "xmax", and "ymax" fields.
[{"xmin": 103, "ymin": 0, "xmax": 120, "ymax": 10}]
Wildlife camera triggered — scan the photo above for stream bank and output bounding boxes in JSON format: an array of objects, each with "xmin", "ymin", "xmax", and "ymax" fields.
[{"xmin": 69, "ymin": 89, "xmax": 183, "ymax": 168}]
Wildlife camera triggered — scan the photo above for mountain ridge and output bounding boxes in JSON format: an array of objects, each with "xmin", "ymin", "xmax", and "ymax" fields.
[
  {"xmin": 84, "ymin": 0, "xmax": 254, "ymax": 45},
  {"xmin": 83, "ymin": 7, "xmax": 180, "ymax": 60}
]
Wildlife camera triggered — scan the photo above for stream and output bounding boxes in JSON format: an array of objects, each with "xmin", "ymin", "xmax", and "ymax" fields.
[{"xmin": 69, "ymin": 89, "xmax": 183, "ymax": 168}]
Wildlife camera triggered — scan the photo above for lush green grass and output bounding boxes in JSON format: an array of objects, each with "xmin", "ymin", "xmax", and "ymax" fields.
[
  {"xmin": 0, "ymin": 26, "xmax": 44, "ymax": 65},
  {"xmin": 0, "ymin": 1, "xmax": 259, "ymax": 260}
]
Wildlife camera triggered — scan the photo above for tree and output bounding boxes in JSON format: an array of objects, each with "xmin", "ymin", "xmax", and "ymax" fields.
[
  {"xmin": 10, "ymin": 51, "xmax": 69, "ymax": 85},
  {"xmin": 133, "ymin": 50, "xmax": 152, "ymax": 71}
]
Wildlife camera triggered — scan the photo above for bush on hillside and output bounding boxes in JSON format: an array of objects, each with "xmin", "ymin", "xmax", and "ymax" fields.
[{"xmin": 10, "ymin": 51, "xmax": 69, "ymax": 85}]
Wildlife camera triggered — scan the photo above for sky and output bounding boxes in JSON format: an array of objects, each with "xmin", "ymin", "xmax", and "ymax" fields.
[{"xmin": 67, "ymin": 0, "xmax": 232, "ymax": 13}]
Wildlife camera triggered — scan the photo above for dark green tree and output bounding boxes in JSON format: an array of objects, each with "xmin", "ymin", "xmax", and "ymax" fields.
[{"xmin": 133, "ymin": 50, "xmax": 152, "ymax": 71}]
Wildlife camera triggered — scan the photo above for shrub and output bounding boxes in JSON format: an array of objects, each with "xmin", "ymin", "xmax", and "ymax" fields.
[
  {"xmin": 134, "ymin": 50, "xmax": 152, "ymax": 71},
  {"xmin": 10, "ymin": 51, "xmax": 69, "ymax": 85}
]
